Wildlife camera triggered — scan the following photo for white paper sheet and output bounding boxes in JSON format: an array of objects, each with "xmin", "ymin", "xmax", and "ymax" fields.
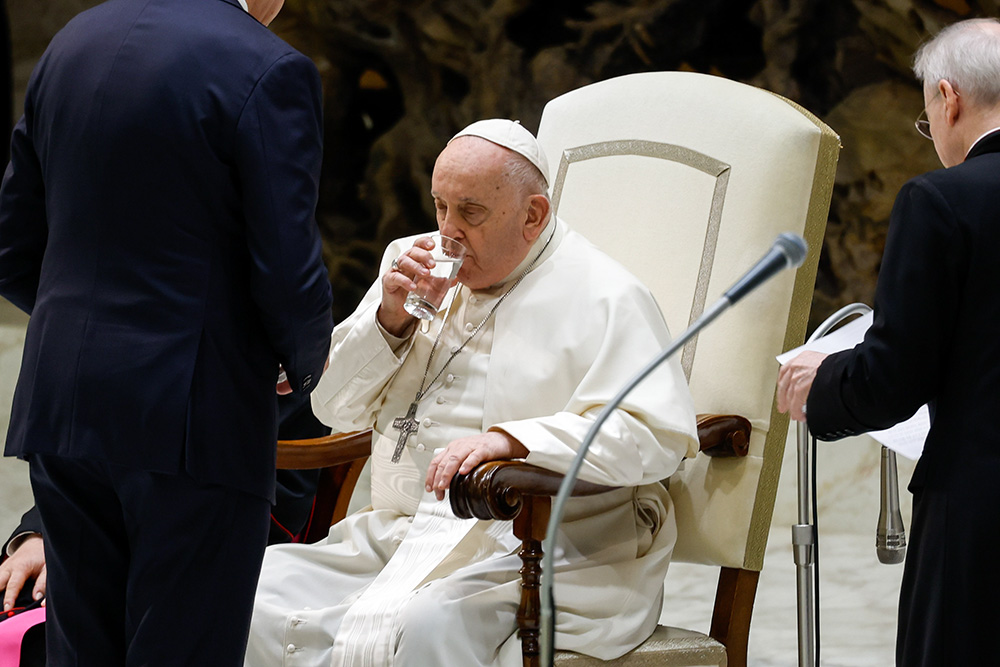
[
  {"xmin": 776, "ymin": 312, "xmax": 873, "ymax": 365},
  {"xmin": 777, "ymin": 311, "xmax": 926, "ymax": 460},
  {"xmin": 868, "ymin": 405, "xmax": 928, "ymax": 460}
]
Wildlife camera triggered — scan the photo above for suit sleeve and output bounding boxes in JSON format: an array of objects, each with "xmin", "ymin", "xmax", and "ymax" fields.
[
  {"xmin": 0, "ymin": 110, "xmax": 48, "ymax": 315},
  {"xmin": 234, "ymin": 51, "xmax": 333, "ymax": 394},
  {"xmin": 4, "ymin": 506, "xmax": 42, "ymax": 557},
  {"xmin": 807, "ymin": 177, "xmax": 965, "ymax": 439}
]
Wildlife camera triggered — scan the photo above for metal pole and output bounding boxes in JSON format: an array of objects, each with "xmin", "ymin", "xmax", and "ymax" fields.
[
  {"xmin": 793, "ymin": 302, "xmax": 872, "ymax": 667},
  {"xmin": 793, "ymin": 420, "xmax": 816, "ymax": 667}
]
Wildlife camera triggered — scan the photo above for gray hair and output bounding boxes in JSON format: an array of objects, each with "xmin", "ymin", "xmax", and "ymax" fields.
[
  {"xmin": 914, "ymin": 18, "xmax": 1000, "ymax": 107},
  {"xmin": 502, "ymin": 151, "xmax": 548, "ymax": 197}
]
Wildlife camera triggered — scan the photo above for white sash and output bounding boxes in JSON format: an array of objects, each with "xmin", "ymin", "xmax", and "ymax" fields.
[{"xmin": 330, "ymin": 489, "xmax": 478, "ymax": 666}]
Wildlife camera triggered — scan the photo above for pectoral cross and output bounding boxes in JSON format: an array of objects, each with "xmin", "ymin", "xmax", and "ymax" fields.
[{"xmin": 391, "ymin": 401, "xmax": 420, "ymax": 463}]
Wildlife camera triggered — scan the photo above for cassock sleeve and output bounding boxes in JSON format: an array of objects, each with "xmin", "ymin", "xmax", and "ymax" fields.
[
  {"xmin": 807, "ymin": 176, "xmax": 965, "ymax": 439},
  {"xmin": 493, "ymin": 281, "xmax": 699, "ymax": 487},
  {"xmin": 310, "ymin": 241, "xmax": 417, "ymax": 430},
  {"xmin": 234, "ymin": 50, "xmax": 333, "ymax": 395}
]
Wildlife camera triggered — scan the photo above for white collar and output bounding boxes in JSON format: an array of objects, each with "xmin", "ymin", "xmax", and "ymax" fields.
[{"xmin": 237, "ymin": 0, "xmax": 249, "ymax": 12}]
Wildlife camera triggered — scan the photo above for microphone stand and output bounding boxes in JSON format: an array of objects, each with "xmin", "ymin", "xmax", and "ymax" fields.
[
  {"xmin": 793, "ymin": 302, "xmax": 872, "ymax": 667},
  {"xmin": 539, "ymin": 298, "xmax": 728, "ymax": 667},
  {"xmin": 538, "ymin": 233, "xmax": 808, "ymax": 666}
]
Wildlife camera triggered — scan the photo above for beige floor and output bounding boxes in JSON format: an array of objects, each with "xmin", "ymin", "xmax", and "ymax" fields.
[
  {"xmin": 661, "ymin": 532, "xmax": 903, "ymax": 666},
  {"xmin": 0, "ymin": 299, "xmax": 31, "ymax": 539},
  {"xmin": 0, "ymin": 300, "xmax": 904, "ymax": 665}
]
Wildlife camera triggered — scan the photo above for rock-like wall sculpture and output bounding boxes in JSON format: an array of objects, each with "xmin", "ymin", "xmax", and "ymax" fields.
[{"xmin": 9, "ymin": 0, "xmax": 991, "ymax": 326}]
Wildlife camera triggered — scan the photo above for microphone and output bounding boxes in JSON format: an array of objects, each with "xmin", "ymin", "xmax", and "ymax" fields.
[
  {"xmin": 876, "ymin": 446, "xmax": 907, "ymax": 564},
  {"xmin": 540, "ymin": 233, "xmax": 809, "ymax": 666},
  {"xmin": 724, "ymin": 233, "xmax": 808, "ymax": 304}
]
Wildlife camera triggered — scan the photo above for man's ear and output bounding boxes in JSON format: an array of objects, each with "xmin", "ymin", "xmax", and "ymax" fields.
[
  {"xmin": 940, "ymin": 79, "xmax": 961, "ymax": 126},
  {"xmin": 522, "ymin": 194, "xmax": 551, "ymax": 242}
]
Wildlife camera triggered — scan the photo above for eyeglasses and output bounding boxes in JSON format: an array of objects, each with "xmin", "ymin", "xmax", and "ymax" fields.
[
  {"xmin": 914, "ymin": 89, "xmax": 958, "ymax": 140},
  {"xmin": 915, "ymin": 90, "xmax": 941, "ymax": 140},
  {"xmin": 915, "ymin": 108, "xmax": 933, "ymax": 140}
]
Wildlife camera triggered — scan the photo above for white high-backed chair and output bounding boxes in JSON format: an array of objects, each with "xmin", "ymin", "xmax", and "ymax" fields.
[
  {"xmin": 450, "ymin": 71, "xmax": 839, "ymax": 666},
  {"xmin": 277, "ymin": 70, "xmax": 839, "ymax": 667}
]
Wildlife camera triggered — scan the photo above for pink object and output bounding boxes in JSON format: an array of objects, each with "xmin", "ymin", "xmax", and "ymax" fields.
[{"xmin": 0, "ymin": 608, "xmax": 45, "ymax": 667}]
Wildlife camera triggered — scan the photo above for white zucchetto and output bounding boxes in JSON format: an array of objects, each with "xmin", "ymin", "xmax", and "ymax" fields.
[{"xmin": 450, "ymin": 119, "xmax": 550, "ymax": 186}]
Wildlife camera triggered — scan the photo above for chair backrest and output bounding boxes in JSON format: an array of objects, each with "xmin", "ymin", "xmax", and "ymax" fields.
[{"xmin": 536, "ymin": 71, "xmax": 838, "ymax": 572}]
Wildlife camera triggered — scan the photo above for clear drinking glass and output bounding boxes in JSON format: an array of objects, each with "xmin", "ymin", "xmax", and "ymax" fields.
[{"xmin": 402, "ymin": 234, "xmax": 466, "ymax": 320}]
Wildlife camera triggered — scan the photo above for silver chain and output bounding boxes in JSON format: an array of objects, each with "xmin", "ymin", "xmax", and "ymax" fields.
[{"xmin": 413, "ymin": 224, "xmax": 556, "ymax": 402}]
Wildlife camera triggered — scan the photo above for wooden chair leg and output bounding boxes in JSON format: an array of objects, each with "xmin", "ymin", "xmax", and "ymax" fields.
[
  {"xmin": 709, "ymin": 566, "xmax": 760, "ymax": 667},
  {"xmin": 512, "ymin": 495, "xmax": 550, "ymax": 667}
]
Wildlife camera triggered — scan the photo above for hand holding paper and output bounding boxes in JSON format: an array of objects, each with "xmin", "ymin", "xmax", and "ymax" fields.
[
  {"xmin": 776, "ymin": 311, "xmax": 926, "ymax": 460},
  {"xmin": 776, "ymin": 351, "xmax": 828, "ymax": 422}
]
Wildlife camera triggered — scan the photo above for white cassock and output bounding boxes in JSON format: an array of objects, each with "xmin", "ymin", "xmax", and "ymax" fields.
[{"xmin": 246, "ymin": 217, "xmax": 699, "ymax": 666}]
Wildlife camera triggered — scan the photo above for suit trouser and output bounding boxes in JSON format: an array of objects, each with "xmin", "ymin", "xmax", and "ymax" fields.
[
  {"xmin": 29, "ymin": 454, "xmax": 271, "ymax": 667},
  {"xmin": 896, "ymin": 480, "xmax": 1000, "ymax": 667}
]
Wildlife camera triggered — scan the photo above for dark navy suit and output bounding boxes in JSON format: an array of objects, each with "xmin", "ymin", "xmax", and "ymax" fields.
[
  {"xmin": 808, "ymin": 131, "xmax": 1000, "ymax": 666},
  {"xmin": 0, "ymin": 0, "xmax": 333, "ymax": 663}
]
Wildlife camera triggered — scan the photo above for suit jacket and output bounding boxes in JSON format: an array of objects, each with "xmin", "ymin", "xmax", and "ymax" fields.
[
  {"xmin": 807, "ymin": 130, "xmax": 1000, "ymax": 665},
  {"xmin": 3, "ymin": 394, "xmax": 329, "ymax": 554},
  {"xmin": 0, "ymin": 0, "xmax": 333, "ymax": 501}
]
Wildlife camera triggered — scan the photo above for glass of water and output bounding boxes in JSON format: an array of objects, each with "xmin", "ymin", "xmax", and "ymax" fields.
[{"xmin": 402, "ymin": 234, "xmax": 466, "ymax": 320}]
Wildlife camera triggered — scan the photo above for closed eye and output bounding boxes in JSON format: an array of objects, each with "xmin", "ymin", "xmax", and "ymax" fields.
[{"xmin": 461, "ymin": 205, "xmax": 487, "ymax": 225}]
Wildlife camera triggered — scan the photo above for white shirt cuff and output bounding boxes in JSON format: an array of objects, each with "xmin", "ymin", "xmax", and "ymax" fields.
[{"xmin": 6, "ymin": 531, "xmax": 41, "ymax": 557}]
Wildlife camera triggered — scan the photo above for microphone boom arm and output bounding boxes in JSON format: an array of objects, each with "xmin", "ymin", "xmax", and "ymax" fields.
[
  {"xmin": 539, "ymin": 298, "xmax": 728, "ymax": 666},
  {"xmin": 539, "ymin": 233, "xmax": 808, "ymax": 666}
]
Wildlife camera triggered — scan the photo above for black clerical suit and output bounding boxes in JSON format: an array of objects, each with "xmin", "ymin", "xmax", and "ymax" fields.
[
  {"xmin": 0, "ymin": 0, "xmax": 333, "ymax": 663},
  {"xmin": 807, "ymin": 130, "xmax": 1000, "ymax": 666}
]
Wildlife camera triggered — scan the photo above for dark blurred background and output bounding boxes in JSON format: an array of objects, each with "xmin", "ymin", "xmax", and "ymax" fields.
[{"xmin": 5, "ymin": 0, "xmax": 988, "ymax": 327}]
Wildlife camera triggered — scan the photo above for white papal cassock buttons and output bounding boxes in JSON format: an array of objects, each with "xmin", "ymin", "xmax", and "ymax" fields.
[
  {"xmin": 446, "ymin": 374, "xmax": 455, "ymax": 385},
  {"xmin": 422, "ymin": 418, "xmax": 432, "ymax": 427},
  {"xmin": 416, "ymin": 443, "xmax": 426, "ymax": 451},
  {"xmin": 436, "ymin": 396, "xmax": 446, "ymax": 404},
  {"xmin": 451, "ymin": 345, "xmax": 460, "ymax": 354},
  {"xmin": 465, "ymin": 322, "xmax": 474, "ymax": 332},
  {"xmin": 286, "ymin": 644, "xmax": 296, "ymax": 653}
]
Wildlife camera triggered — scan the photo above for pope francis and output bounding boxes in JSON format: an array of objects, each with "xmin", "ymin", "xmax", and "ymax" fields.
[{"xmin": 246, "ymin": 119, "xmax": 699, "ymax": 666}]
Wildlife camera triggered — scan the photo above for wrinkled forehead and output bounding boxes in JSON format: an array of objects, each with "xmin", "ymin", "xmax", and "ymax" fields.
[{"xmin": 431, "ymin": 137, "xmax": 511, "ymax": 196}]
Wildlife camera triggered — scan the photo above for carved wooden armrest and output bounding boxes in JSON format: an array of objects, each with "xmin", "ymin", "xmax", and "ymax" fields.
[
  {"xmin": 449, "ymin": 412, "xmax": 751, "ymax": 522},
  {"xmin": 450, "ymin": 460, "xmax": 616, "ymax": 521},
  {"xmin": 276, "ymin": 428, "xmax": 372, "ymax": 470},
  {"xmin": 697, "ymin": 413, "xmax": 752, "ymax": 458}
]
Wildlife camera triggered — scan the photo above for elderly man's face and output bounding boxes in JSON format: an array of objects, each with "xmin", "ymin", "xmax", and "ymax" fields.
[{"xmin": 430, "ymin": 137, "xmax": 544, "ymax": 290}]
